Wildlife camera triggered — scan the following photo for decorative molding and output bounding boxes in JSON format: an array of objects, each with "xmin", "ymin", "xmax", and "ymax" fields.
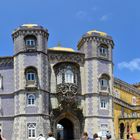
[
  {"xmin": 0, "ymin": 89, "xmax": 49, "ymax": 96},
  {"xmin": 13, "ymin": 50, "xmax": 48, "ymax": 57},
  {"xmin": 48, "ymin": 50, "xmax": 85, "ymax": 65},
  {"xmin": 85, "ymin": 115, "xmax": 113, "ymax": 119},
  {"xmin": 57, "ymin": 83, "xmax": 79, "ymax": 95},
  {"xmin": 114, "ymin": 78, "xmax": 140, "ymax": 96},
  {"xmin": 56, "ymin": 83, "xmax": 79, "ymax": 110},
  {"xmin": 78, "ymin": 35, "xmax": 114, "ymax": 50},
  {"xmin": 12, "ymin": 28, "xmax": 49, "ymax": 40},
  {"xmin": 113, "ymin": 97, "xmax": 140, "ymax": 111},
  {"xmin": 0, "ymin": 113, "xmax": 49, "ymax": 119}
]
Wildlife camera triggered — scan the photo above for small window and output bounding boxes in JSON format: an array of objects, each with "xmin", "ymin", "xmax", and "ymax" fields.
[
  {"xmin": 99, "ymin": 74, "xmax": 110, "ymax": 91},
  {"xmin": 100, "ymin": 78, "xmax": 109, "ymax": 91},
  {"xmin": 100, "ymin": 79, "xmax": 108, "ymax": 87},
  {"xmin": 132, "ymin": 96, "xmax": 136, "ymax": 105},
  {"xmin": 27, "ymin": 123, "xmax": 36, "ymax": 138},
  {"xmin": 27, "ymin": 94, "xmax": 35, "ymax": 105},
  {"xmin": 25, "ymin": 67, "xmax": 37, "ymax": 87},
  {"xmin": 27, "ymin": 72, "xmax": 36, "ymax": 81},
  {"xmin": 26, "ymin": 39, "xmax": 36, "ymax": 46},
  {"xmin": 99, "ymin": 45, "xmax": 108, "ymax": 57},
  {"xmin": 24, "ymin": 35, "xmax": 37, "ymax": 47},
  {"xmin": 54, "ymin": 63, "xmax": 79, "ymax": 86},
  {"xmin": 100, "ymin": 99, "xmax": 107, "ymax": 109},
  {"xmin": 65, "ymin": 70, "xmax": 74, "ymax": 83}
]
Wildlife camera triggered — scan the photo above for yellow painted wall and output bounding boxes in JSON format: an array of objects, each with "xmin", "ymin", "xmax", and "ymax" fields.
[
  {"xmin": 113, "ymin": 103, "xmax": 121, "ymax": 139},
  {"xmin": 113, "ymin": 86, "xmax": 140, "ymax": 140},
  {"xmin": 114, "ymin": 87, "xmax": 139, "ymax": 105}
]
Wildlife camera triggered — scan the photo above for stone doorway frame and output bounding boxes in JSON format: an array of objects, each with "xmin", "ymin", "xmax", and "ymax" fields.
[{"xmin": 53, "ymin": 112, "xmax": 80, "ymax": 140}]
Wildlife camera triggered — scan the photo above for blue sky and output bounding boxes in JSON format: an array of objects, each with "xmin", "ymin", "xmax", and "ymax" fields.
[{"xmin": 0, "ymin": 0, "xmax": 139, "ymax": 84}]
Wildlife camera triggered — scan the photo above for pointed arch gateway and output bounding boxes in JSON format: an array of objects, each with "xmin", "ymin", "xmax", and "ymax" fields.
[{"xmin": 54, "ymin": 112, "xmax": 80, "ymax": 140}]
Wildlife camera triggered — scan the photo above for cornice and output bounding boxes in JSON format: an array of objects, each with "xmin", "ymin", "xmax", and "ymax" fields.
[
  {"xmin": 13, "ymin": 50, "xmax": 48, "ymax": 57},
  {"xmin": 77, "ymin": 35, "xmax": 114, "ymax": 50},
  {"xmin": 85, "ymin": 115, "xmax": 113, "ymax": 119},
  {"xmin": 0, "ymin": 89, "xmax": 49, "ymax": 96},
  {"xmin": 85, "ymin": 56, "xmax": 113, "ymax": 64},
  {"xmin": 113, "ymin": 97, "xmax": 140, "ymax": 111},
  {"xmin": 48, "ymin": 50, "xmax": 85, "ymax": 65},
  {"xmin": 12, "ymin": 28, "xmax": 49, "ymax": 40},
  {"xmin": 0, "ymin": 113, "xmax": 49, "ymax": 119},
  {"xmin": 114, "ymin": 78, "xmax": 140, "ymax": 96}
]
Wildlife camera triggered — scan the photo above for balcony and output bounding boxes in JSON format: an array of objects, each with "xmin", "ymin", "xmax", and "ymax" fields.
[
  {"xmin": 98, "ymin": 53, "xmax": 109, "ymax": 60},
  {"xmin": 99, "ymin": 86, "xmax": 110, "ymax": 94},
  {"xmin": 25, "ymin": 45, "xmax": 37, "ymax": 52},
  {"xmin": 25, "ymin": 80, "xmax": 37, "ymax": 89},
  {"xmin": 56, "ymin": 83, "xmax": 79, "ymax": 109}
]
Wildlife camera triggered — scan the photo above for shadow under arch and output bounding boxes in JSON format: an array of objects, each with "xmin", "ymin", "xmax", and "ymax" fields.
[
  {"xmin": 120, "ymin": 122, "xmax": 125, "ymax": 139},
  {"xmin": 54, "ymin": 112, "xmax": 80, "ymax": 140}
]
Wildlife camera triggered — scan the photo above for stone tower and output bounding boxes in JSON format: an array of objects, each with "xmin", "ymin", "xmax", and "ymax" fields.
[
  {"xmin": 12, "ymin": 24, "xmax": 50, "ymax": 140},
  {"xmin": 77, "ymin": 30, "xmax": 114, "ymax": 138}
]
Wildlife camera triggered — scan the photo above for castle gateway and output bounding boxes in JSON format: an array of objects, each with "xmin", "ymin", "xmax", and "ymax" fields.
[{"xmin": 0, "ymin": 24, "xmax": 140, "ymax": 140}]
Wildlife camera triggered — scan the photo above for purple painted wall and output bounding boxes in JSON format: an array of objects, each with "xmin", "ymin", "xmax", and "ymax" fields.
[
  {"xmin": 3, "ymin": 119, "xmax": 14, "ymax": 140},
  {"xmin": 0, "ymin": 69, "xmax": 14, "ymax": 94},
  {"xmin": 1, "ymin": 95, "xmax": 14, "ymax": 116}
]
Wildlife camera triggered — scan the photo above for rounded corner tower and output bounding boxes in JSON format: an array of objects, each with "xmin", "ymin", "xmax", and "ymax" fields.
[
  {"xmin": 77, "ymin": 30, "xmax": 115, "ymax": 139},
  {"xmin": 12, "ymin": 24, "xmax": 50, "ymax": 140}
]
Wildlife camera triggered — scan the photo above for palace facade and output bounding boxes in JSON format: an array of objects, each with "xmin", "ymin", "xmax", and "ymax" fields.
[{"xmin": 0, "ymin": 24, "xmax": 140, "ymax": 140}]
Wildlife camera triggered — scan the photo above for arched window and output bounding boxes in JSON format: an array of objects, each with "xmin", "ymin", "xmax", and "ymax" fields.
[
  {"xmin": 26, "ymin": 70, "xmax": 36, "ymax": 81},
  {"xmin": 27, "ymin": 123, "xmax": 36, "ymax": 138},
  {"xmin": 100, "ymin": 99, "xmax": 107, "ymax": 109},
  {"xmin": 24, "ymin": 35, "xmax": 37, "ymax": 47},
  {"xmin": 54, "ymin": 63, "xmax": 79, "ymax": 85},
  {"xmin": 99, "ymin": 44, "xmax": 108, "ymax": 57},
  {"xmin": 100, "ymin": 79, "xmax": 108, "ymax": 87},
  {"xmin": 99, "ymin": 74, "xmax": 110, "ymax": 91},
  {"xmin": 65, "ymin": 69, "xmax": 74, "ymax": 83},
  {"xmin": 27, "ymin": 94, "xmax": 35, "ymax": 105},
  {"xmin": 25, "ymin": 67, "xmax": 37, "ymax": 87},
  {"xmin": 25, "ymin": 67, "xmax": 37, "ymax": 81}
]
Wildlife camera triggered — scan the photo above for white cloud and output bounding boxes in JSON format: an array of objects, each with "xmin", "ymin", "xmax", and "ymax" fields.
[
  {"xmin": 100, "ymin": 14, "xmax": 109, "ymax": 21},
  {"xmin": 118, "ymin": 58, "xmax": 140, "ymax": 71},
  {"xmin": 76, "ymin": 11, "xmax": 87, "ymax": 19}
]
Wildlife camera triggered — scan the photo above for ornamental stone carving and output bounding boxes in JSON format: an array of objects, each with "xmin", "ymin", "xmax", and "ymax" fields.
[
  {"xmin": 57, "ymin": 83, "xmax": 78, "ymax": 95},
  {"xmin": 48, "ymin": 51, "xmax": 85, "ymax": 65},
  {"xmin": 54, "ymin": 62, "xmax": 81, "ymax": 109}
]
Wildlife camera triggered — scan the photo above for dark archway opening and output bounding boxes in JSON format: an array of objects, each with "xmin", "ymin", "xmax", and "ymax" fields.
[
  {"xmin": 57, "ymin": 118, "xmax": 74, "ymax": 140},
  {"xmin": 120, "ymin": 123, "xmax": 125, "ymax": 139}
]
